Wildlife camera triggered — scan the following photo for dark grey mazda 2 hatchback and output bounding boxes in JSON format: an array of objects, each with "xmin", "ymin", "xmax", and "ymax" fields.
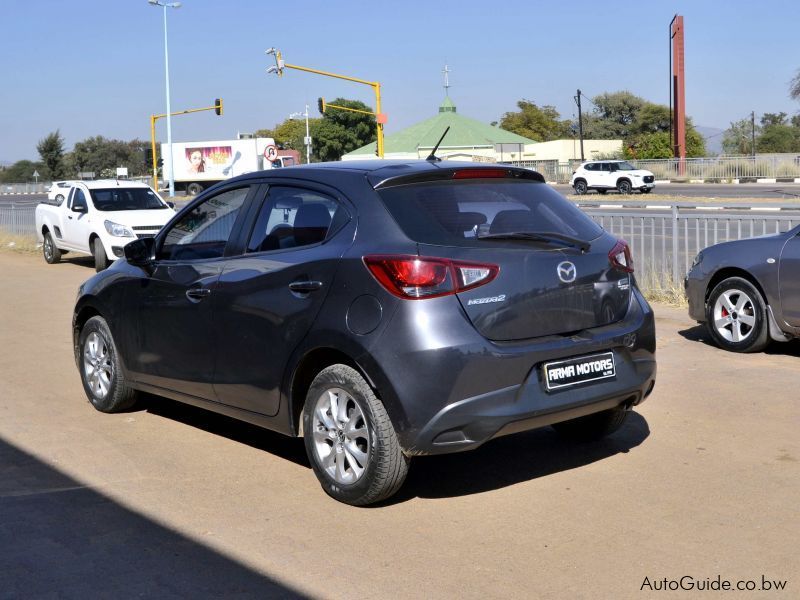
[{"xmin": 73, "ymin": 161, "xmax": 656, "ymax": 505}]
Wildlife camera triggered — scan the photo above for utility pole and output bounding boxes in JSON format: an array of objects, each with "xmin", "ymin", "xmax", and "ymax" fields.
[
  {"xmin": 574, "ymin": 89, "xmax": 585, "ymax": 161},
  {"xmin": 751, "ymin": 111, "xmax": 756, "ymax": 158}
]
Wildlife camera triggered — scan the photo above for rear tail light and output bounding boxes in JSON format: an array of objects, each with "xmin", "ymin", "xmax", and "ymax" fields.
[
  {"xmin": 609, "ymin": 239, "xmax": 634, "ymax": 273},
  {"xmin": 364, "ymin": 255, "xmax": 499, "ymax": 299}
]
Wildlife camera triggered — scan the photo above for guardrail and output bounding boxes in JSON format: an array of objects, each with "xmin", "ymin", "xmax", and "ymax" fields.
[
  {"xmin": 509, "ymin": 153, "xmax": 800, "ymax": 183},
  {"xmin": 0, "ymin": 206, "xmax": 37, "ymax": 236}
]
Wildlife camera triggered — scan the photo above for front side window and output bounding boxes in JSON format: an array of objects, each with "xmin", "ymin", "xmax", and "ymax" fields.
[
  {"xmin": 246, "ymin": 186, "xmax": 348, "ymax": 253},
  {"xmin": 90, "ymin": 188, "xmax": 166, "ymax": 211},
  {"xmin": 72, "ymin": 188, "xmax": 88, "ymax": 210},
  {"xmin": 158, "ymin": 186, "xmax": 249, "ymax": 261}
]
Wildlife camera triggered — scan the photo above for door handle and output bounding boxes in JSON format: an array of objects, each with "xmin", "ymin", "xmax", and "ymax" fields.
[
  {"xmin": 289, "ymin": 280, "xmax": 323, "ymax": 293},
  {"xmin": 186, "ymin": 288, "xmax": 212, "ymax": 301},
  {"xmin": 67, "ymin": 215, "xmax": 73, "ymax": 219}
]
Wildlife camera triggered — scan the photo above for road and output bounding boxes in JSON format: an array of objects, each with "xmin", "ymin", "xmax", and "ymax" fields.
[
  {"xmin": 0, "ymin": 252, "xmax": 797, "ymax": 598},
  {"xmin": 553, "ymin": 182, "xmax": 800, "ymax": 200}
]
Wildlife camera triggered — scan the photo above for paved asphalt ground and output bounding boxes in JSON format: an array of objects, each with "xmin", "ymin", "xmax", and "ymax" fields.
[
  {"xmin": 4, "ymin": 183, "xmax": 800, "ymax": 208},
  {"xmin": 0, "ymin": 252, "xmax": 797, "ymax": 598}
]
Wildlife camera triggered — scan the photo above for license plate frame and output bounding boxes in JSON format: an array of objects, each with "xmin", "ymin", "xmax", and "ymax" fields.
[{"xmin": 542, "ymin": 352, "xmax": 616, "ymax": 392}]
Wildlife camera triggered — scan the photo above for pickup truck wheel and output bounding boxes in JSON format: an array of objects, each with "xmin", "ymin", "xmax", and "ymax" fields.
[
  {"xmin": 43, "ymin": 232, "xmax": 61, "ymax": 264},
  {"xmin": 552, "ymin": 407, "xmax": 629, "ymax": 442},
  {"xmin": 186, "ymin": 182, "xmax": 204, "ymax": 196},
  {"xmin": 303, "ymin": 364, "xmax": 409, "ymax": 506},
  {"xmin": 93, "ymin": 239, "xmax": 109, "ymax": 272},
  {"xmin": 79, "ymin": 316, "xmax": 138, "ymax": 413}
]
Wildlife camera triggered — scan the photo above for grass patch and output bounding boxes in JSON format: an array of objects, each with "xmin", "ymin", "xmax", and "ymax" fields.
[
  {"xmin": 637, "ymin": 269, "xmax": 687, "ymax": 307},
  {"xmin": 0, "ymin": 232, "xmax": 39, "ymax": 255}
]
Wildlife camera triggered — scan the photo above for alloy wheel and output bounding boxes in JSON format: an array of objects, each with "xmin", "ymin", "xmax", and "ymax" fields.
[
  {"xmin": 83, "ymin": 331, "xmax": 114, "ymax": 398},
  {"xmin": 311, "ymin": 387, "xmax": 370, "ymax": 485},
  {"xmin": 713, "ymin": 289, "xmax": 756, "ymax": 343},
  {"xmin": 44, "ymin": 237, "xmax": 53, "ymax": 261}
]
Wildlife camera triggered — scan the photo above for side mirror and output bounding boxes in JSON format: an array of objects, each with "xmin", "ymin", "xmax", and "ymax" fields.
[
  {"xmin": 124, "ymin": 237, "xmax": 155, "ymax": 267},
  {"xmin": 73, "ymin": 202, "xmax": 88, "ymax": 213},
  {"xmin": 166, "ymin": 201, "xmax": 175, "ymax": 209}
]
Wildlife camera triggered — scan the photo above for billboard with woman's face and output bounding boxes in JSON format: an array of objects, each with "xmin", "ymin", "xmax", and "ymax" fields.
[{"xmin": 177, "ymin": 145, "xmax": 234, "ymax": 180}]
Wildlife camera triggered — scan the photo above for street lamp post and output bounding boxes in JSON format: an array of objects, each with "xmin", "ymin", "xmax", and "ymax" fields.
[
  {"xmin": 290, "ymin": 105, "xmax": 312, "ymax": 164},
  {"xmin": 148, "ymin": 0, "xmax": 181, "ymax": 197}
]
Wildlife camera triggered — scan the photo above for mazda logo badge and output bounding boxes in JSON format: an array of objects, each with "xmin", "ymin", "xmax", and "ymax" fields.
[{"xmin": 557, "ymin": 261, "xmax": 577, "ymax": 283}]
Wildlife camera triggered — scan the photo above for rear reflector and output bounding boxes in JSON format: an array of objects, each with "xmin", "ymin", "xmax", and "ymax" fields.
[
  {"xmin": 609, "ymin": 239, "xmax": 634, "ymax": 273},
  {"xmin": 452, "ymin": 168, "xmax": 509, "ymax": 179},
  {"xmin": 364, "ymin": 255, "xmax": 499, "ymax": 299}
]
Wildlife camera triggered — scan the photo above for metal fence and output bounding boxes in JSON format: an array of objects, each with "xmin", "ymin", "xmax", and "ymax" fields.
[
  {"xmin": 582, "ymin": 202, "xmax": 800, "ymax": 290},
  {"xmin": 509, "ymin": 153, "xmax": 800, "ymax": 183},
  {"xmin": 0, "ymin": 206, "xmax": 37, "ymax": 236}
]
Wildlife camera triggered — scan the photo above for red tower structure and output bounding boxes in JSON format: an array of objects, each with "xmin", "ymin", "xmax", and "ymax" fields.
[{"xmin": 670, "ymin": 15, "xmax": 686, "ymax": 174}]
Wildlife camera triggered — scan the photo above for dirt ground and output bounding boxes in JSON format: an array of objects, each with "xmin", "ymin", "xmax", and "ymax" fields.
[{"xmin": 0, "ymin": 252, "xmax": 797, "ymax": 599}]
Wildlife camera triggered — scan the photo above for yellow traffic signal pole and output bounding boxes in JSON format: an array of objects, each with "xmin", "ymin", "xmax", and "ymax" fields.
[
  {"xmin": 266, "ymin": 49, "xmax": 385, "ymax": 157},
  {"xmin": 149, "ymin": 99, "xmax": 223, "ymax": 192}
]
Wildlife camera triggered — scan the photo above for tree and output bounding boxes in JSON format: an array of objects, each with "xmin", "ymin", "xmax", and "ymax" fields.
[
  {"xmin": 37, "ymin": 130, "xmax": 66, "ymax": 179},
  {"xmin": 722, "ymin": 119, "xmax": 758, "ymax": 155},
  {"xmin": 790, "ymin": 69, "xmax": 800, "ymax": 101},
  {"xmin": 585, "ymin": 91, "xmax": 646, "ymax": 139},
  {"xmin": 499, "ymin": 100, "xmax": 571, "ymax": 142},
  {"xmin": 256, "ymin": 117, "xmax": 321, "ymax": 159},
  {"xmin": 761, "ymin": 112, "xmax": 788, "ymax": 127},
  {"xmin": 0, "ymin": 160, "xmax": 46, "ymax": 183},
  {"xmin": 72, "ymin": 136, "xmax": 147, "ymax": 177},
  {"xmin": 309, "ymin": 98, "xmax": 376, "ymax": 161}
]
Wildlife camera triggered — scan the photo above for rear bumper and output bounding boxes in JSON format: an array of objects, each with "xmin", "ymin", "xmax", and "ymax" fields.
[
  {"xmin": 368, "ymin": 288, "xmax": 657, "ymax": 456},
  {"xmin": 408, "ymin": 355, "xmax": 655, "ymax": 455}
]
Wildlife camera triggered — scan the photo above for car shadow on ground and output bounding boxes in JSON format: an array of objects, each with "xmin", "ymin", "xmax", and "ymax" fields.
[
  {"xmin": 144, "ymin": 395, "xmax": 311, "ymax": 469},
  {"xmin": 678, "ymin": 324, "xmax": 800, "ymax": 357},
  {"xmin": 50, "ymin": 255, "xmax": 96, "ymax": 269},
  {"xmin": 390, "ymin": 412, "xmax": 650, "ymax": 503},
  {"xmin": 143, "ymin": 395, "xmax": 649, "ymax": 504},
  {"xmin": 0, "ymin": 437, "xmax": 306, "ymax": 598}
]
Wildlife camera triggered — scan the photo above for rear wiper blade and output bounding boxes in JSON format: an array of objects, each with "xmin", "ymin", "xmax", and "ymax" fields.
[{"xmin": 477, "ymin": 230, "xmax": 591, "ymax": 252}]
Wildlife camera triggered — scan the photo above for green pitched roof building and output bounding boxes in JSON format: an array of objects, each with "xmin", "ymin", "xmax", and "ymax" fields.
[{"xmin": 341, "ymin": 97, "xmax": 536, "ymax": 162}]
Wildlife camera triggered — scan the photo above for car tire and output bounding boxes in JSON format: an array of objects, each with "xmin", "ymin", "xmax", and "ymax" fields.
[
  {"xmin": 597, "ymin": 189, "xmax": 608, "ymax": 195},
  {"xmin": 573, "ymin": 179, "xmax": 588, "ymax": 195},
  {"xmin": 303, "ymin": 364, "xmax": 409, "ymax": 506},
  {"xmin": 552, "ymin": 407, "xmax": 628, "ymax": 442},
  {"xmin": 79, "ymin": 316, "xmax": 139, "ymax": 413},
  {"xmin": 43, "ymin": 232, "xmax": 61, "ymax": 264},
  {"xmin": 55, "ymin": 193, "xmax": 65, "ymax": 204},
  {"xmin": 705, "ymin": 276, "xmax": 770, "ymax": 353},
  {"xmin": 616, "ymin": 179, "xmax": 632, "ymax": 194},
  {"xmin": 186, "ymin": 182, "xmax": 204, "ymax": 196},
  {"xmin": 93, "ymin": 239, "xmax": 109, "ymax": 272},
  {"xmin": 642, "ymin": 188, "xmax": 652, "ymax": 194}
]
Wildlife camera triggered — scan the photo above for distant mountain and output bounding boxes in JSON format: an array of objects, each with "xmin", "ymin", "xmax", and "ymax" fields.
[
  {"xmin": 695, "ymin": 126, "xmax": 724, "ymax": 155},
  {"xmin": 0, "ymin": 160, "xmax": 14, "ymax": 167}
]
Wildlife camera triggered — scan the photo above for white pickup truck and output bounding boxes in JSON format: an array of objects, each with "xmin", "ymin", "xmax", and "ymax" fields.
[{"xmin": 36, "ymin": 180, "xmax": 175, "ymax": 271}]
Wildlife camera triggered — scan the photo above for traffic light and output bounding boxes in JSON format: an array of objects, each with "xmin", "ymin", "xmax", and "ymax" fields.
[
  {"xmin": 317, "ymin": 97, "xmax": 326, "ymax": 115},
  {"xmin": 215, "ymin": 98, "xmax": 223, "ymax": 116},
  {"xmin": 144, "ymin": 148, "xmax": 153, "ymax": 165}
]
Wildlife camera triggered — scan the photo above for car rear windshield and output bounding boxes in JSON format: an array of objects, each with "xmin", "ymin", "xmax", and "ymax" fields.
[
  {"xmin": 377, "ymin": 180, "xmax": 603, "ymax": 246},
  {"xmin": 89, "ymin": 188, "xmax": 166, "ymax": 211}
]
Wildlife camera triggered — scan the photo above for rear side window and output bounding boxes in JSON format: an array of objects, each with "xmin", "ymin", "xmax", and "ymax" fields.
[
  {"xmin": 246, "ymin": 186, "xmax": 349, "ymax": 253},
  {"xmin": 377, "ymin": 180, "xmax": 602, "ymax": 247}
]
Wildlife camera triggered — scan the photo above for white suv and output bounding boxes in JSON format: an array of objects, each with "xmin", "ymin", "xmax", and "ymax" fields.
[{"xmin": 570, "ymin": 160, "xmax": 655, "ymax": 195}]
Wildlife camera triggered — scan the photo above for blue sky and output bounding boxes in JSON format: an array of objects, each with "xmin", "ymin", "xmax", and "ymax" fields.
[{"xmin": 2, "ymin": 0, "xmax": 799, "ymax": 161}]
